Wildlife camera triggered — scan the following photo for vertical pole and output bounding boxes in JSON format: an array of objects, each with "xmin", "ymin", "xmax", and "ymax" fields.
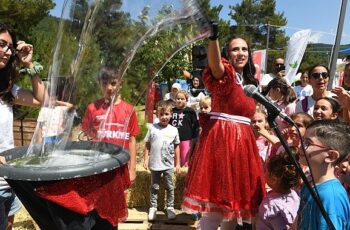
[
  {"xmin": 328, "ymin": 0, "xmax": 348, "ymax": 89},
  {"xmin": 265, "ymin": 23, "xmax": 270, "ymax": 73}
]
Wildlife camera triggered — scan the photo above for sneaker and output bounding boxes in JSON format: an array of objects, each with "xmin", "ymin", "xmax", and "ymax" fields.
[
  {"xmin": 148, "ymin": 207, "xmax": 157, "ymax": 221},
  {"xmin": 166, "ymin": 207, "xmax": 176, "ymax": 220}
]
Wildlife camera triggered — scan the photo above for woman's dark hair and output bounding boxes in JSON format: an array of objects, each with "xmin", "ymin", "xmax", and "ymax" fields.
[
  {"xmin": 0, "ymin": 23, "xmax": 18, "ymax": 104},
  {"xmin": 226, "ymin": 36, "xmax": 258, "ymax": 86},
  {"xmin": 189, "ymin": 75, "xmax": 204, "ymax": 97},
  {"xmin": 308, "ymin": 64, "xmax": 330, "ymax": 75},
  {"xmin": 267, "ymin": 152, "xmax": 301, "ymax": 191}
]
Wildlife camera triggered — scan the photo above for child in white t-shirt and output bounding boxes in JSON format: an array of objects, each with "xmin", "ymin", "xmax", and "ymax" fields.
[{"xmin": 143, "ymin": 100, "xmax": 180, "ymax": 221}]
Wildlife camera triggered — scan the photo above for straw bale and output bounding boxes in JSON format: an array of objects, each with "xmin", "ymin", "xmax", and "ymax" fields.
[
  {"xmin": 127, "ymin": 165, "xmax": 188, "ymax": 210},
  {"xmin": 13, "ymin": 206, "xmax": 39, "ymax": 230}
]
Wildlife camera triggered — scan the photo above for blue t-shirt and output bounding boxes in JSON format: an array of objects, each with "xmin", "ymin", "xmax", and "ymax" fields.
[{"xmin": 298, "ymin": 179, "xmax": 350, "ymax": 230}]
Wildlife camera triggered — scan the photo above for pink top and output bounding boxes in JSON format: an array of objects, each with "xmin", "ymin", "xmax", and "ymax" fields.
[
  {"xmin": 274, "ymin": 100, "xmax": 296, "ymax": 130},
  {"xmin": 256, "ymin": 189, "xmax": 300, "ymax": 230},
  {"xmin": 256, "ymin": 136, "xmax": 272, "ymax": 162}
]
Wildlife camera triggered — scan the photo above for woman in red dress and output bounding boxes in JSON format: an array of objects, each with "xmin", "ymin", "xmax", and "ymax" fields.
[{"xmin": 182, "ymin": 23, "xmax": 266, "ymax": 229}]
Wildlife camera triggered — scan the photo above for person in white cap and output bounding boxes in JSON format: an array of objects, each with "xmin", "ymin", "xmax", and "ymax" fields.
[{"xmin": 163, "ymin": 82, "xmax": 181, "ymax": 102}]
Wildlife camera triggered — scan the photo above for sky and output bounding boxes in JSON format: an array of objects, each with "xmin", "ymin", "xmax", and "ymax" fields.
[
  {"xmin": 211, "ymin": 0, "xmax": 350, "ymax": 45},
  {"xmin": 50, "ymin": 0, "xmax": 350, "ymax": 45}
]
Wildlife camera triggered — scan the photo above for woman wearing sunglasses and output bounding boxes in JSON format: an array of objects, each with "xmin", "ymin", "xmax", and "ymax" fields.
[{"xmin": 296, "ymin": 64, "xmax": 334, "ymax": 115}]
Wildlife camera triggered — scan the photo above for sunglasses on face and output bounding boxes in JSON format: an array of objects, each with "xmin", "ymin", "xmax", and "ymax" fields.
[{"xmin": 310, "ymin": 72, "xmax": 329, "ymax": 79}]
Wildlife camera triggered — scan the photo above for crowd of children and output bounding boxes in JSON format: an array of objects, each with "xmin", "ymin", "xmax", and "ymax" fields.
[
  {"xmin": 3, "ymin": 20, "xmax": 350, "ymax": 230},
  {"xmin": 139, "ymin": 29, "xmax": 350, "ymax": 229},
  {"xmin": 143, "ymin": 57, "xmax": 350, "ymax": 230}
]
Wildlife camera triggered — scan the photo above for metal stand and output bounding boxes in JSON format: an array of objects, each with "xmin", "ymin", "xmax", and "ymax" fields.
[{"xmin": 17, "ymin": 112, "xmax": 29, "ymax": 146}]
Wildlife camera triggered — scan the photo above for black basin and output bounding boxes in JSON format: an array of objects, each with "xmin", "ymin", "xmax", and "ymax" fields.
[{"xmin": 0, "ymin": 141, "xmax": 129, "ymax": 181}]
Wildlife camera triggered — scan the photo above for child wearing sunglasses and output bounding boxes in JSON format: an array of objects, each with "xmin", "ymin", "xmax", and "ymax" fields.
[
  {"xmin": 296, "ymin": 120, "xmax": 350, "ymax": 230},
  {"xmin": 296, "ymin": 64, "xmax": 335, "ymax": 116}
]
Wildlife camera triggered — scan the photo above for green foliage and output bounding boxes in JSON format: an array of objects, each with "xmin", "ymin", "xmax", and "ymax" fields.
[
  {"xmin": 0, "ymin": 1, "xmax": 56, "ymax": 119},
  {"xmin": 29, "ymin": 17, "xmax": 60, "ymax": 80},
  {"xmin": 0, "ymin": 0, "xmax": 55, "ymax": 39},
  {"xmin": 74, "ymin": 40, "xmax": 102, "ymax": 119},
  {"xmin": 229, "ymin": 0, "xmax": 287, "ymax": 49},
  {"xmin": 136, "ymin": 118, "xmax": 149, "ymax": 143},
  {"xmin": 228, "ymin": 0, "xmax": 288, "ymax": 73}
]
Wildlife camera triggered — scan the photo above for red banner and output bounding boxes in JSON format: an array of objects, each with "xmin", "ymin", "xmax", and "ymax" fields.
[
  {"xmin": 145, "ymin": 81, "xmax": 156, "ymax": 123},
  {"xmin": 252, "ymin": 50, "xmax": 266, "ymax": 82}
]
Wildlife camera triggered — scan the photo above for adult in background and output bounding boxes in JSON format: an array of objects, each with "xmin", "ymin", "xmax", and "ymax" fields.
[
  {"xmin": 182, "ymin": 21, "xmax": 266, "ymax": 229},
  {"xmin": 0, "ymin": 23, "xmax": 46, "ymax": 230},
  {"xmin": 163, "ymin": 82, "xmax": 181, "ymax": 103},
  {"xmin": 296, "ymin": 64, "xmax": 333, "ymax": 115},
  {"xmin": 260, "ymin": 57, "xmax": 285, "ymax": 89},
  {"xmin": 188, "ymin": 75, "xmax": 206, "ymax": 114},
  {"xmin": 293, "ymin": 70, "xmax": 313, "ymax": 99}
]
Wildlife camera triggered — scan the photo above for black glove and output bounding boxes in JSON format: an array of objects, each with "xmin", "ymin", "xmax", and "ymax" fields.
[{"xmin": 208, "ymin": 20, "xmax": 219, "ymax": 40}]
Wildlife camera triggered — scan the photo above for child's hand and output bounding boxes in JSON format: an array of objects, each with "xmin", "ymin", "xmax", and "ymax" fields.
[
  {"xmin": 143, "ymin": 159, "xmax": 149, "ymax": 170},
  {"xmin": 175, "ymin": 165, "xmax": 181, "ymax": 174},
  {"xmin": 281, "ymin": 127, "xmax": 291, "ymax": 139}
]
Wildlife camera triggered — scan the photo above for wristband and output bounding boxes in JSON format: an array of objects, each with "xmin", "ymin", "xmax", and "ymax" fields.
[{"xmin": 19, "ymin": 61, "xmax": 43, "ymax": 77}]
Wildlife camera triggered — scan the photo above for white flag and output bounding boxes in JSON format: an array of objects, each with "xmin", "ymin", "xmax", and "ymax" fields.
[{"xmin": 284, "ymin": 29, "xmax": 311, "ymax": 85}]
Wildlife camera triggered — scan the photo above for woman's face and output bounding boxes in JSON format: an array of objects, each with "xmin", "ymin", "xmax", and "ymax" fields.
[
  {"xmin": 192, "ymin": 77, "xmax": 200, "ymax": 88},
  {"xmin": 227, "ymin": 38, "xmax": 249, "ymax": 73},
  {"xmin": 313, "ymin": 99, "xmax": 338, "ymax": 120},
  {"xmin": 0, "ymin": 31, "xmax": 14, "ymax": 69},
  {"xmin": 309, "ymin": 66, "xmax": 329, "ymax": 92}
]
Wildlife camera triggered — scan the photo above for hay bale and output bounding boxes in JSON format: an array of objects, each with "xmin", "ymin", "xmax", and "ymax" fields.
[
  {"xmin": 13, "ymin": 206, "xmax": 39, "ymax": 230},
  {"xmin": 127, "ymin": 165, "xmax": 188, "ymax": 210}
]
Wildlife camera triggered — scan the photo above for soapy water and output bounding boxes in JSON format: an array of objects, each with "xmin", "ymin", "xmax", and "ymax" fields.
[
  {"xmin": 18, "ymin": 0, "xmax": 210, "ymax": 170},
  {"xmin": 10, "ymin": 150, "xmax": 111, "ymax": 168}
]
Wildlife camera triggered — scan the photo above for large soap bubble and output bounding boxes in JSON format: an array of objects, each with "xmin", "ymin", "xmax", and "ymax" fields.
[{"xmin": 0, "ymin": 0, "xmax": 210, "ymax": 180}]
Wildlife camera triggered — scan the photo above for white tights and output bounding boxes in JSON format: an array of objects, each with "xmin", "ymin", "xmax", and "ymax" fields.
[{"xmin": 197, "ymin": 212, "xmax": 237, "ymax": 230}]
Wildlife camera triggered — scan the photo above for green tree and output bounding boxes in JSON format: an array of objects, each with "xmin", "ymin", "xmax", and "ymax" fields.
[
  {"xmin": 229, "ymin": 0, "xmax": 288, "ymax": 72},
  {"xmin": 0, "ymin": 0, "xmax": 55, "ymax": 39}
]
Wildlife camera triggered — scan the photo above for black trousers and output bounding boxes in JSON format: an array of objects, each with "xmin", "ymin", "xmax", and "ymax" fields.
[{"xmin": 7, "ymin": 180, "xmax": 116, "ymax": 230}]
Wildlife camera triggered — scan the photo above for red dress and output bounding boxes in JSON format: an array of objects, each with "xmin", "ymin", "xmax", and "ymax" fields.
[{"xmin": 182, "ymin": 59, "xmax": 266, "ymax": 222}]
